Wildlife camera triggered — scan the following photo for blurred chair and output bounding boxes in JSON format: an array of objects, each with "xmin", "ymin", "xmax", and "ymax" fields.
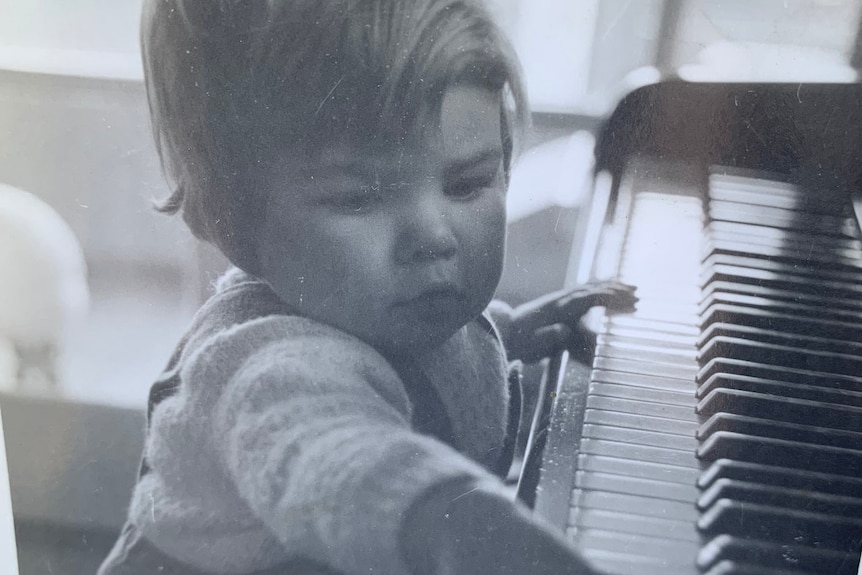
[{"xmin": 0, "ymin": 183, "xmax": 88, "ymax": 393}]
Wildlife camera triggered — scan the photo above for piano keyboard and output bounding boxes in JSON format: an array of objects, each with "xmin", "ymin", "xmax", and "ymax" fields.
[
  {"xmin": 557, "ymin": 163, "xmax": 862, "ymax": 575},
  {"xmin": 695, "ymin": 171, "xmax": 862, "ymax": 575}
]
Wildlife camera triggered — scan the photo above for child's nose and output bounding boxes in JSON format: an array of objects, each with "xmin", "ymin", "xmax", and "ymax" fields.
[{"xmin": 396, "ymin": 195, "xmax": 457, "ymax": 264}]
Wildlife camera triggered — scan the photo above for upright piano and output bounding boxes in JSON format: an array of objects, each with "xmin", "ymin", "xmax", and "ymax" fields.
[{"xmin": 522, "ymin": 81, "xmax": 862, "ymax": 575}]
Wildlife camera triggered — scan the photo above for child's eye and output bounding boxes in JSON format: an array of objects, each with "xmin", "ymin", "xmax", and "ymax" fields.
[
  {"xmin": 446, "ymin": 173, "xmax": 499, "ymax": 200},
  {"xmin": 330, "ymin": 185, "xmax": 382, "ymax": 213}
]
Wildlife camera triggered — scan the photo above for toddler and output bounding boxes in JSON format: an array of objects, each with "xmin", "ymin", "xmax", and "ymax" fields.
[{"xmin": 100, "ymin": 1, "xmax": 635, "ymax": 574}]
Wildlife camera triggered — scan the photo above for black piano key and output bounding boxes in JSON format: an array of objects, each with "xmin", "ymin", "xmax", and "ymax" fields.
[
  {"xmin": 702, "ymin": 279, "xmax": 862, "ymax": 312},
  {"xmin": 698, "ymin": 534, "xmax": 860, "ymax": 575},
  {"xmin": 703, "ymin": 236, "xmax": 862, "ymax": 272},
  {"xmin": 707, "ymin": 183, "xmax": 833, "ymax": 205},
  {"xmin": 698, "ymin": 290, "xmax": 862, "ymax": 323},
  {"xmin": 708, "ymin": 176, "xmax": 850, "ymax": 216},
  {"xmin": 699, "ymin": 304, "xmax": 862, "ymax": 342},
  {"xmin": 708, "ymin": 173, "xmax": 846, "ymax": 202},
  {"xmin": 704, "ymin": 221, "xmax": 862, "ymax": 251},
  {"xmin": 696, "ymin": 372, "xmax": 862, "ymax": 408},
  {"xmin": 701, "ymin": 252, "xmax": 862, "ymax": 284},
  {"xmin": 697, "ymin": 335, "xmax": 862, "ymax": 376},
  {"xmin": 703, "ymin": 221, "xmax": 862, "ymax": 249},
  {"xmin": 708, "ymin": 201, "xmax": 861, "ymax": 239},
  {"xmin": 697, "ymin": 459, "xmax": 862, "ymax": 499},
  {"xmin": 706, "ymin": 220, "xmax": 862, "ymax": 250},
  {"xmin": 708, "ymin": 177, "xmax": 802, "ymax": 201},
  {"xmin": 698, "ymin": 412, "xmax": 862, "ymax": 451},
  {"xmin": 698, "ymin": 498, "xmax": 862, "ymax": 550},
  {"xmin": 697, "ymin": 358, "xmax": 862, "ymax": 392},
  {"xmin": 697, "ymin": 430, "xmax": 862, "ymax": 477},
  {"xmin": 698, "ymin": 323, "xmax": 862, "ymax": 358},
  {"xmin": 703, "ymin": 263, "xmax": 862, "ymax": 302},
  {"xmin": 696, "ymin": 388, "xmax": 862, "ymax": 432},
  {"xmin": 704, "ymin": 216, "xmax": 861, "ymax": 242},
  {"xmin": 697, "ymin": 477, "xmax": 862, "ymax": 518}
]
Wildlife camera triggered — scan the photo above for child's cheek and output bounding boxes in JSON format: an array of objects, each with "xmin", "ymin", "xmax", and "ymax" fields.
[{"xmin": 464, "ymin": 192, "xmax": 507, "ymax": 305}]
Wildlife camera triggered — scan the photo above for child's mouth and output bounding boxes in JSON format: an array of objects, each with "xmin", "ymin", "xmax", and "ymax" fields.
[{"xmin": 397, "ymin": 285, "xmax": 467, "ymax": 318}]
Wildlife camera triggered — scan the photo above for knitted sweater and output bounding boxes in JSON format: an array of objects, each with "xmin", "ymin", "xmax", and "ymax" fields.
[{"xmin": 100, "ymin": 269, "xmax": 517, "ymax": 575}]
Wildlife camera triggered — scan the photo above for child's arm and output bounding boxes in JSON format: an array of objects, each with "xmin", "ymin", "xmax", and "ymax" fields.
[
  {"xmin": 490, "ymin": 281, "xmax": 637, "ymax": 363},
  {"xmin": 204, "ymin": 316, "xmax": 590, "ymax": 575},
  {"xmin": 400, "ymin": 477, "xmax": 599, "ymax": 575}
]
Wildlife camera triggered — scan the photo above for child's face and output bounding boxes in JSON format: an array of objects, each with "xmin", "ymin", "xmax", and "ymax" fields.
[{"xmin": 255, "ymin": 85, "xmax": 507, "ymax": 354}]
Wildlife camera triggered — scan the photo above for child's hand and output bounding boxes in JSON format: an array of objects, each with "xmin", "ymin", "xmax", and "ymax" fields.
[
  {"xmin": 401, "ymin": 478, "xmax": 600, "ymax": 575},
  {"xmin": 496, "ymin": 282, "xmax": 637, "ymax": 363}
]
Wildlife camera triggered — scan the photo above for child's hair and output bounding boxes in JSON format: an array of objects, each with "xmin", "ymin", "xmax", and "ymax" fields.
[{"xmin": 141, "ymin": 0, "xmax": 527, "ymax": 273}]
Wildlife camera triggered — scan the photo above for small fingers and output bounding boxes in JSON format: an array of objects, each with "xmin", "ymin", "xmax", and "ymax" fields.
[
  {"xmin": 510, "ymin": 282, "xmax": 638, "ymax": 345},
  {"xmin": 585, "ymin": 281, "xmax": 637, "ymax": 302},
  {"xmin": 595, "ymin": 282, "xmax": 638, "ymax": 312},
  {"xmin": 555, "ymin": 282, "xmax": 637, "ymax": 316},
  {"xmin": 557, "ymin": 281, "xmax": 633, "ymax": 302}
]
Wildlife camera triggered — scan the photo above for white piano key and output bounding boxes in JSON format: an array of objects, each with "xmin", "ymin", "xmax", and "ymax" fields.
[
  {"xmin": 606, "ymin": 315, "xmax": 700, "ymax": 337},
  {"xmin": 582, "ymin": 423, "xmax": 698, "ymax": 451},
  {"xmin": 587, "ymin": 381, "xmax": 697, "ymax": 407},
  {"xmin": 570, "ymin": 489, "xmax": 700, "ymax": 522},
  {"xmin": 597, "ymin": 334, "xmax": 698, "ymax": 358},
  {"xmin": 571, "ymin": 528, "xmax": 701, "ymax": 566},
  {"xmin": 585, "ymin": 396, "xmax": 697, "ymax": 421},
  {"xmin": 576, "ymin": 454, "xmax": 702, "ymax": 485},
  {"xmin": 584, "ymin": 408, "xmax": 699, "ymax": 436},
  {"xmin": 573, "ymin": 507, "xmax": 701, "ymax": 542},
  {"xmin": 579, "ymin": 549, "xmax": 699, "ymax": 575},
  {"xmin": 574, "ymin": 470, "xmax": 700, "ymax": 503},
  {"xmin": 592, "ymin": 369, "xmax": 697, "ymax": 394},
  {"xmin": 579, "ymin": 438, "xmax": 700, "ymax": 468}
]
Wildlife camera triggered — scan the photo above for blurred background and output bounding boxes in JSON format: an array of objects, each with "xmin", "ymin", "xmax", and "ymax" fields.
[{"xmin": 0, "ymin": 0, "xmax": 860, "ymax": 572}]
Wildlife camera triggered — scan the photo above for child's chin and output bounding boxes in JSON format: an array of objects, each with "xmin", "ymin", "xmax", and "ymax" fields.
[{"xmin": 379, "ymin": 320, "xmax": 463, "ymax": 356}]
